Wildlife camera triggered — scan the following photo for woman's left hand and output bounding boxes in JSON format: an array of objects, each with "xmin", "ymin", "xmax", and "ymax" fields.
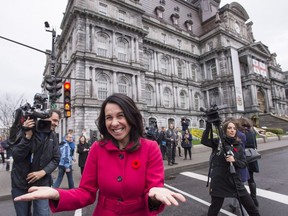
[{"xmin": 148, "ymin": 187, "xmax": 186, "ymax": 206}]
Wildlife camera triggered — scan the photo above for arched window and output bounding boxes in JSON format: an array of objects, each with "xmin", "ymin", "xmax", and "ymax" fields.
[
  {"xmin": 194, "ymin": 93, "xmax": 200, "ymax": 111},
  {"xmin": 160, "ymin": 56, "xmax": 169, "ymax": 75},
  {"xmin": 145, "ymin": 85, "xmax": 154, "ymax": 106},
  {"xmin": 163, "ymin": 88, "xmax": 172, "ymax": 108},
  {"xmin": 143, "ymin": 51, "xmax": 153, "ymax": 71},
  {"xmin": 180, "ymin": 91, "xmax": 187, "ymax": 109},
  {"xmin": 118, "ymin": 78, "xmax": 128, "ymax": 95},
  {"xmin": 177, "ymin": 60, "xmax": 184, "ymax": 78},
  {"xmin": 98, "ymin": 75, "xmax": 110, "ymax": 100},
  {"xmin": 118, "ymin": 38, "xmax": 129, "ymax": 61},
  {"xmin": 97, "ymin": 33, "xmax": 109, "ymax": 57},
  {"xmin": 191, "ymin": 65, "xmax": 197, "ymax": 81},
  {"xmin": 210, "ymin": 63, "xmax": 217, "ymax": 79}
]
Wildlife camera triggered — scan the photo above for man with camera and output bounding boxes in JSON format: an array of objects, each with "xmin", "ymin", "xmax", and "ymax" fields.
[{"xmin": 11, "ymin": 109, "xmax": 61, "ymax": 216}]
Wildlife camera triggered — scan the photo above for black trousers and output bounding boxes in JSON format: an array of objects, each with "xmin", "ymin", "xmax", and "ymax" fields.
[{"xmin": 208, "ymin": 194, "xmax": 260, "ymax": 216}]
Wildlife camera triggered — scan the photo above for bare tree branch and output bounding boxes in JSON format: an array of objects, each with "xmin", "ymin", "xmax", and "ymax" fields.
[{"xmin": 0, "ymin": 93, "xmax": 25, "ymax": 137}]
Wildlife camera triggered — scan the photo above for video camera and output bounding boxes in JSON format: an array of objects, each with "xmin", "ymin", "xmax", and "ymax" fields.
[
  {"xmin": 200, "ymin": 104, "xmax": 221, "ymax": 126},
  {"xmin": 20, "ymin": 93, "xmax": 51, "ymax": 133},
  {"xmin": 200, "ymin": 104, "xmax": 235, "ymax": 173}
]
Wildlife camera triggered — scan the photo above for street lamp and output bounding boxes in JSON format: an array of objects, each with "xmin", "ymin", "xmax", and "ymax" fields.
[
  {"xmin": 44, "ymin": 21, "xmax": 56, "ymax": 77},
  {"xmin": 44, "ymin": 22, "xmax": 61, "ymax": 108}
]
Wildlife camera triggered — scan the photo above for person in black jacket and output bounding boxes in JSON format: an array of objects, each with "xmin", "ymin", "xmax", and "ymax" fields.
[
  {"xmin": 11, "ymin": 109, "xmax": 61, "ymax": 216},
  {"xmin": 201, "ymin": 119, "xmax": 260, "ymax": 216},
  {"xmin": 76, "ymin": 135, "xmax": 90, "ymax": 175}
]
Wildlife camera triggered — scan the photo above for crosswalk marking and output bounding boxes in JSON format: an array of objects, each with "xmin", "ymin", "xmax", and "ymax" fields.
[
  {"xmin": 181, "ymin": 171, "xmax": 288, "ymax": 205},
  {"xmin": 74, "ymin": 208, "xmax": 82, "ymax": 216},
  {"xmin": 164, "ymin": 183, "xmax": 237, "ymax": 216}
]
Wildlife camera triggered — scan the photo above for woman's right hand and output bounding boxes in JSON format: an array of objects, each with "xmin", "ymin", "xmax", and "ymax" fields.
[{"xmin": 14, "ymin": 186, "xmax": 60, "ymax": 201}]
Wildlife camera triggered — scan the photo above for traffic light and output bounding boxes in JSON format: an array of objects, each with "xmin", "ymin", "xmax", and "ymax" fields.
[
  {"xmin": 63, "ymin": 81, "xmax": 71, "ymax": 118},
  {"xmin": 45, "ymin": 76, "xmax": 62, "ymax": 103}
]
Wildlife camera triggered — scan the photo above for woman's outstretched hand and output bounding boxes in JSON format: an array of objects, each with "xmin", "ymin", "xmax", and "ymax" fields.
[
  {"xmin": 14, "ymin": 186, "xmax": 60, "ymax": 201},
  {"xmin": 148, "ymin": 187, "xmax": 186, "ymax": 206}
]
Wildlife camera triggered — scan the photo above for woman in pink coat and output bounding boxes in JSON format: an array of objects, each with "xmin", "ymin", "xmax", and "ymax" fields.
[{"xmin": 15, "ymin": 93, "xmax": 186, "ymax": 215}]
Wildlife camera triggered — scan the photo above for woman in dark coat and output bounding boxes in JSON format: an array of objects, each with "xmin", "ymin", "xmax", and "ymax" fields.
[
  {"xmin": 238, "ymin": 117, "xmax": 260, "ymax": 207},
  {"xmin": 201, "ymin": 120, "xmax": 260, "ymax": 216},
  {"xmin": 77, "ymin": 135, "xmax": 90, "ymax": 175}
]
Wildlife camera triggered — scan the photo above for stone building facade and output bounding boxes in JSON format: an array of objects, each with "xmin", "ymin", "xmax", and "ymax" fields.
[{"xmin": 44, "ymin": 0, "xmax": 287, "ymax": 138}]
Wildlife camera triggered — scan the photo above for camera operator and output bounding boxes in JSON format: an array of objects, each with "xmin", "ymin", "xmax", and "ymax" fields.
[
  {"xmin": 181, "ymin": 117, "xmax": 189, "ymax": 132},
  {"xmin": 11, "ymin": 109, "xmax": 61, "ymax": 216},
  {"xmin": 201, "ymin": 119, "xmax": 260, "ymax": 216}
]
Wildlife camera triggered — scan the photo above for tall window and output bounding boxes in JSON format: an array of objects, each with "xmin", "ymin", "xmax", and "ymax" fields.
[
  {"xmin": 99, "ymin": 3, "xmax": 107, "ymax": 15},
  {"xmin": 194, "ymin": 93, "xmax": 200, "ymax": 111},
  {"xmin": 191, "ymin": 65, "xmax": 196, "ymax": 81},
  {"xmin": 118, "ymin": 38, "xmax": 128, "ymax": 61},
  {"xmin": 145, "ymin": 85, "xmax": 153, "ymax": 106},
  {"xmin": 210, "ymin": 63, "xmax": 217, "ymax": 79},
  {"xmin": 97, "ymin": 33, "xmax": 109, "ymax": 57},
  {"xmin": 177, "ymin": 60, "xmax": 184, "ymax": 78},
  {"xmin": 163, "ymin": 88, "xmax": 172, "ymax": 108},
  {"xmin": 160, "ymin": 56, "xmax": 169, "ymax": 75},
  {"xmin": 98, "ymin": 75, "xmax": 109, "ymax": 100},
  {"xmin": 118, "ymin": 78, "xmax": 128, "ymax": 95},
  {"xmin": 143, "ymin": 51, "xmax": 152, "ymax": 71},
  {"xmin": 180, "ymin": 91, "xmax": 186, "ymax": 109}
]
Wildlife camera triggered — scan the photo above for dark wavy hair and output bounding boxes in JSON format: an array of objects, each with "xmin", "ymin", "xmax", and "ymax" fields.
[{"xmin": 97, "ymin": 93, "xmax": 144, "ymax": 151}]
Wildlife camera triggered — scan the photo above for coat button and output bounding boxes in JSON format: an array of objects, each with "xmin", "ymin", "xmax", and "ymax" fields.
[
  {"xmin": 117, "ymin": 176, "xmax": 123, "ymax": 182},
  {"xmin": 119, "ymin": 154, "xmax": 124, "ymax": 159}
]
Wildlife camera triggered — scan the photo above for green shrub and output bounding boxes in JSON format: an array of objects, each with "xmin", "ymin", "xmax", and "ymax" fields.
[{"xmin": 265, "ymin": 128, "xmax": 284, "ymax": 135}]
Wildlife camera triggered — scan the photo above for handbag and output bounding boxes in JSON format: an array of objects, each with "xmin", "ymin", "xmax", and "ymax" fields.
[{"xmin": 245, "ymin": 148, "xmax": 261, "ymax": 163}]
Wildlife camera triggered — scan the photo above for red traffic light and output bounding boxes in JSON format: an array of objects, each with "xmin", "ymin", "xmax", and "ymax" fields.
[{"xmin": 64, "ymin": 82, "xmax": 71, "ymax": 90}]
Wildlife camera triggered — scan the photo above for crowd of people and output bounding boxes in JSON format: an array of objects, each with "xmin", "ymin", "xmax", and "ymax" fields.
[
  {"xmin": 145, "ymin": 117, "xmax": 193, "ymax": 166},
  {"xmin": 1, "ymin": 92, "xmax": 263, "ymax": 215}
]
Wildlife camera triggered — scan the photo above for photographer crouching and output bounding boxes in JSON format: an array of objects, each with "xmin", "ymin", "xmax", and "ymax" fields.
[
  {"xmin": 201, "ymin": 105, "xmax": 260, "ymax": 216},
  {"xmin": 10, "ymin": 94, "xmax": 61, "ymax": 216}
]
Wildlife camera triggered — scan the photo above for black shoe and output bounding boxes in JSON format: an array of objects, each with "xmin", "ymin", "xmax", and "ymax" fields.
[
  {"xmin": 172, "ymin": 162, "xmax": 178, "ymax": 165},
  {"xmin": 168, "ymin": 163, "xmax": 173, "ymax": 166}
]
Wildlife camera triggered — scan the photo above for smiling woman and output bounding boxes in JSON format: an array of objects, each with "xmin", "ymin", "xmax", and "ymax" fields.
[{"xmin": 14, "ymin": 93, "xmax": 186, "ymax": 216}]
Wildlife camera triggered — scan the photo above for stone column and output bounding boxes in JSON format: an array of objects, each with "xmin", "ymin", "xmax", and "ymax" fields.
[
  {"xmin": 132, "ymin": 75, "xmax": 136, "ymax": 100},
  {"xmin": 131, "ymin": 37, "xmax": 135, "ymax": 62},
  {"xmin": 135, "ymin": 37, "xmax": 139, "ymax": 62},
  {"xmin": 113, "ymin": 71, "xmax": 117, "ymax": 93}
]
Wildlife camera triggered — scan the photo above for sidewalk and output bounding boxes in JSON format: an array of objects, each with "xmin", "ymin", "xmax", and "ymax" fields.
[{"xmin": 1, "ymin": 136, "xmax": 288, "ymax": 201}]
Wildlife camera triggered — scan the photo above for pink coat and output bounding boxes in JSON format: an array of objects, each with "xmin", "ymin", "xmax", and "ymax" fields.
[{"xmin": 50, "ymin": 138, "xmax": 165, "ymax": 215}]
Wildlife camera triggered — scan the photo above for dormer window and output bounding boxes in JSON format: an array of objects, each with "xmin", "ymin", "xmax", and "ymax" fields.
[
  {"xmin": 171, "ymin": 13, "xmax": 179, "ymax": 25},
  {"xmin": 155, "ymin": 6, "xmax": 165, "ymax": 19},
  {"xmin": 185, "ymin": 20, "xmax": 193, "ymax": 31}
]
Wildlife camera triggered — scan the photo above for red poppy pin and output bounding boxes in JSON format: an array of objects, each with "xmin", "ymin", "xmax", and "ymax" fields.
[
  {"xmin": 132, "ymin": 159, "xmax": 140, "ymax": 169},
  {"xmin": 233, "ymin": 147, "xmax": 239, "ymax": 152}
]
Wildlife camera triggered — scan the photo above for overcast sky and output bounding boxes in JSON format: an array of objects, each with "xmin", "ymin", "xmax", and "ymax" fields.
[{"xmin": 0, "ymin": 0, "xmax": 287, "ymax": 103}]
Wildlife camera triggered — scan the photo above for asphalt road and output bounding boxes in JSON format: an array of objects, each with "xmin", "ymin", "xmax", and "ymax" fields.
[{"xmin": 1, "ymin": 147, "xmax": 287, "ymax": 216}]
